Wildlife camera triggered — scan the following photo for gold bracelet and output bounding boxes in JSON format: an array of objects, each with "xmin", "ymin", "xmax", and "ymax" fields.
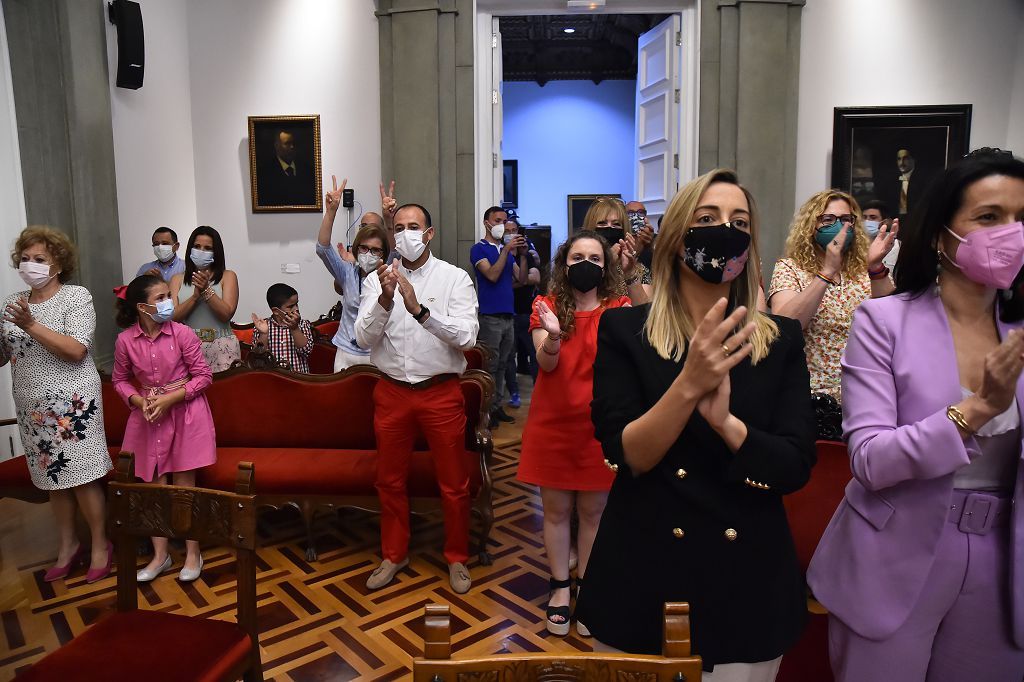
[{"xmin": 946, "ymin": 405, "xmax": 974, "ymax": 435}]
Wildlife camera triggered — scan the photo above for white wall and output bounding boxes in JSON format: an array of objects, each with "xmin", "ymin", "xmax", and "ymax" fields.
[
  {"xmin": 795, "ymin": 0, "xmax": 1024, "ymax": 206},
  {"xmin": 1007, "ymin": 37, "xmax": 1024, "ymax": 155},
  {"xmin": 0, "ymin": 5, "xmax": 27, "ymax": 458},
  {"xmin": 108, "ymin": 0, "xmax": 382, "ymax": 321},
  {"xmin": 503, "ymin": 80, "xmax": 638, "ymax": 251},
  {"xmin": 106, "ymin": 0, "xmax": 198, "ymax": 282}
]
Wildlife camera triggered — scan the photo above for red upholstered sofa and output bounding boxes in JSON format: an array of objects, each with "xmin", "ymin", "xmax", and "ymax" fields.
[
  {"xmin": 776, "ymin": 439, "xmax": 851, "ymax": 682},
  {"xmin": 0, "ymin": 365, "xmax": 496, "ymax": 563}
]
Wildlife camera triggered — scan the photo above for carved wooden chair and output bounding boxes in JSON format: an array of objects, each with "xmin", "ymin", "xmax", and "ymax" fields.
[
  {"xmin": 16, "ymin": 453, "xmax": 262, "ymax": 682},
  {"xmin": 413, "ymin": 602, "xmax": 702, "ymax": 681}
]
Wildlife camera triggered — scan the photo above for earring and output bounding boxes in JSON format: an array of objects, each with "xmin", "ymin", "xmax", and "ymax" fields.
[{"xmin": 935, "ymin": 250, "xmax": 942, "ymax": 296}]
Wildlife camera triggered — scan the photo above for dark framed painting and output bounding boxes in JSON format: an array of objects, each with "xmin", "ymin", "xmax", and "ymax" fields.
[
  {"xmin": 502, "ymin": 160, "xmax": 518, "ymax": 208},
  {"xmin": 248, "ymin": 114, "xmax": 322, "ymax": 213},
  {"xmin": 567, "ymin": 193, "xmax": 622, "ymax": 232},
  {"xmin": 831, "ymin": 104, "xmax": 971, "ymax": 219}
]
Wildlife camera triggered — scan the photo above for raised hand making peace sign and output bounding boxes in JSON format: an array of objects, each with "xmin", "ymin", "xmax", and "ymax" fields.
[
  {"xmin": 379, "ymin": 180, "xmax": 397, "ymax": 221},
  {"xmin": 325, "ymin": 175, "xmax": 348, "ymax": 215}
]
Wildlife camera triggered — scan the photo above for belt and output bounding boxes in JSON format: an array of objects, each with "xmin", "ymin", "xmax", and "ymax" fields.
[
  {"xmin": 947, "ymin": 490, "xmax": 1011, "ymax": 535},
  {"xmin": 141, "ymin": 375, "xmax": 191, "ymax": 399},
  {"xmin": 481, "ymin": 313, "xmax": 513, "ymax": 319},
  {"xmin": 194, "ymin": 327, "xmax": 235, "ymax": 342},
  {"xmin": 384, "ymin": 373, "xmax": 457, "ymax": 390}
]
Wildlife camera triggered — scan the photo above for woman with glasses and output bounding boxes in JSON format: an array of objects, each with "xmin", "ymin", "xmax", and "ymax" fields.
[
  {"xmin": 316, "ymin": 176, "xmax": 390, "ymax": 370},
  {"xmin": 768, "ymin": 190, "xmax": 897, "ymax": 404}
]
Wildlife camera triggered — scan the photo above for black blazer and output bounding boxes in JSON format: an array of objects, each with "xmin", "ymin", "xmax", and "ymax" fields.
[{"xmin": 574, "ymin": 305, "xmax": 816, "ymax": 670}]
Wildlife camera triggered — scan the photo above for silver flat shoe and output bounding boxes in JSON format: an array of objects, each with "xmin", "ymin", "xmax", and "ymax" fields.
[
  {"xmin": 177, "ymin": 554, "xmax": 204, "ymax": 583},
  {"xmin": 136, "ymin": 555, "xmax": 173, "ymax": 583}
]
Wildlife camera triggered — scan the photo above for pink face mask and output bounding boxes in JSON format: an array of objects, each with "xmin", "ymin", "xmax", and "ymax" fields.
[{"xmin": 943, "ymin": 221, "xmax": 1024, "ymax": 290}]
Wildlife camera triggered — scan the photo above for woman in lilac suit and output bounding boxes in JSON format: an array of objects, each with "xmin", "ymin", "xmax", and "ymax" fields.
[{"xmin": 808, "ymin": 149, "xmax": 1024, "ymax": 681}]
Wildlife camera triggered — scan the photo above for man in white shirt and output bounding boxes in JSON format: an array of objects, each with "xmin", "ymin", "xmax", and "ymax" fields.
[{"xmin": 355, "ymin": 203, "xmax": 480, "ymax": 594}]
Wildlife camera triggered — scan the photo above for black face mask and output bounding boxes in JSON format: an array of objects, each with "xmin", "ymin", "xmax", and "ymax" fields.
[
  {"xmin": 680, "ymin": 223, "xmax": 751, "ymax": 284},
  {"xmin": 596, "ymin": 227, "xmax": 625, "ymax": 245},
  {"xmin": 567, "ymin": 260, "xmax": 603, "ymax": 293}
]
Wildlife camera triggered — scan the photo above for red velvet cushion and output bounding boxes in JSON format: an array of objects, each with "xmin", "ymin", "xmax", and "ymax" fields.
[
  {"xmin": 15, "ymin": 609, "xmax": 251, "ymax": 682},
  {"xmin": 206, "ymin": 372, "xmax": 379, "ymax": 449},
  {"xmin": 200, "ymin": 447, "xmax": 482, "ymax": 497},
  {"xmin": 307, "ymin": 342, "xmax": 337, "ymax": 374},
  {"xmin": 101, "ymin": 379, "xmax": 131, "ymax": 443},
  {"xmin": 783, "ymin": 440, "xmax": 852, "ymax": 572},
  {"xmin": 0, "ymin": 456, "xmax": 33, "ymax": 489},
  {"xmin": 312, "ymin": 320, "xmax": 340, "ymax": 341},
  {"xmin": 463, "ymin": 347, "xmax": 484, "ymax": 371}
]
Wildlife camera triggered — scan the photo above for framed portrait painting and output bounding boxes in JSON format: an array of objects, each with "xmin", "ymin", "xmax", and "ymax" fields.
[
  {"xmin": 502, "ymin": 160, "xmax": 519, "ymax": 209},
  {"xmin": 831, "ymin": 105, "xmax": 971, "ymax": 219},
  {"xmin": 567, "ymin": 194, "xmax": 622, "ymax": 232},
  {"xmin": 248, "ymin": 115, "xmax": 323, "ymax": 213}
]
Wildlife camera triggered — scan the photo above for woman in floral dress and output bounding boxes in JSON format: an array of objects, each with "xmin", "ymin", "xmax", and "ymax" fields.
[{"xmin": 0, "ymin": 226, "xmax": 113, "ymax": 583}]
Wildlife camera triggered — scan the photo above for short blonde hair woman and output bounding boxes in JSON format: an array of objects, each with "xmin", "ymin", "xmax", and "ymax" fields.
[
  {"xmin": 582, "ymin": 197, "xmax": 651, "ymax": 300},
  {"xmin": 768, "ymin": 189, "xmax": 897, "ymax": 404},
  {"xmin": 575, "ymin": 169, "xmax": 816, "ymax": 679},
  {"xmin": 1, "ymin": 226, "xmax": 113, "ymax": 583}
]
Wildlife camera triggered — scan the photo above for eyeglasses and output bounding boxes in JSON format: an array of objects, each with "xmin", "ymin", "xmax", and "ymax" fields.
[
  {"xmin": 356, "ymin": 245, "xmax": 385, "ymax": 257},
  {"xmin": 817, "ymin": 214, "xmax": 855, "ymax": 227}
]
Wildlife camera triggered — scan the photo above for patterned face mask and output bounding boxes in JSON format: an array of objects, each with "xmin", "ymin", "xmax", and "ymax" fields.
[{"xmin": 681, "ymin": 223, "xmax": 751, "ymax": 284}]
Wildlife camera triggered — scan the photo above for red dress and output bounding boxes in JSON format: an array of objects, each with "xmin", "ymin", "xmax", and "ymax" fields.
[{"xmin": 517, "ymin": 294, "xmax": 631, "ymax": 491}]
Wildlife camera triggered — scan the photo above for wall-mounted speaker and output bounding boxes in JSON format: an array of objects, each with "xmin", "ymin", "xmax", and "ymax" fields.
[{"xmin": 107, "ymin": 0, "xmax": 145, "ymax": 89}]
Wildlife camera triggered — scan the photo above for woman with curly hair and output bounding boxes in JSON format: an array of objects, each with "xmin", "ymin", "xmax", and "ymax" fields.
[
  {"xmin": 516, "ymin": 230, "xmax": 642, "ymax": 636},
  {"xmin": 768, "ymin": 189, "xmax": 897, "ymax": 403},
  {"xmin": 0, "ymin": 226, "xmax": 113, "ymax": 583},
  {"xmin": 582, "ymin": 196, "xmax": 651, "ymax": 302}
]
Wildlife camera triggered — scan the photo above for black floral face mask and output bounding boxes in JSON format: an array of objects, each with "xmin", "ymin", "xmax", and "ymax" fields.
[{"xmin": 680, "ymin": 223, "xmax": 751, "ymax": 284}]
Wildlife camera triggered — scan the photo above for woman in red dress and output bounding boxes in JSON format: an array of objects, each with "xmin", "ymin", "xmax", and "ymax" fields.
[{"xmin": 517, "ymin": 230, "xmax": 645, "ymax": 636}]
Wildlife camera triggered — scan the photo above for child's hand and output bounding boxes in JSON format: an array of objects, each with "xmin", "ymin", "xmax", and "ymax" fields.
[
  {"xmin": 143, "ymin": 393, "xmax": 178, "ymax": 423},
  {"xmin": 251, "ymin": 313, "xmax": 269, "ymax": 335},
  {"xmin": 129, "ymin": 395, "xmax": 146, "ymax": 410}
]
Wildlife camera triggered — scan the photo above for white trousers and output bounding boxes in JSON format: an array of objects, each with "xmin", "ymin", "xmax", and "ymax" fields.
[
  {"xmin": 333, "ymin": 348, "xmax": 372, "ymax": 372},
  {"xmin": 592, "ymin": 639, "xmax": 782, "ymax": 682}
]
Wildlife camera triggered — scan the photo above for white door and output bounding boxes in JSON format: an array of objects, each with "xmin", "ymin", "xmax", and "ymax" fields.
[
  {"xmin": 635, "ymin": 15, "xmax": 681, "ymax": 222},
  {"xmin": 488, "ymin": 18, "xmax": 504, "ymax": 239}
]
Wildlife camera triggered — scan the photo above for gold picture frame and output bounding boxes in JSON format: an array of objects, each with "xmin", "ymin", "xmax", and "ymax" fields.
[{"xmin": 247, "ymin": 114, "xmax": 323, "ymax": 213}]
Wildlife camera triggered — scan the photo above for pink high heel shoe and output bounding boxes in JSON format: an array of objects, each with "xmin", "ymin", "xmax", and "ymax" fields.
[
  {"xmin": 85, "ymin": 541, "xmax": 114, "ymax": 583},
  {"xmin": 44, "ymin": 545, "xmax": 85, "ymax": 582}
]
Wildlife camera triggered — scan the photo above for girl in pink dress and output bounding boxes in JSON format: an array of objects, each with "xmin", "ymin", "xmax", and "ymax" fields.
[{"xmin": 113, "ymin": 274, "xmax": 217, "ymax": 583}]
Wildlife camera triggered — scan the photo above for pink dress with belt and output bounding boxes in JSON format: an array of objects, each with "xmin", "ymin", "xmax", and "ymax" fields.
[{"xmin": 112, "ymin": 321, "xmax": 216, "ymax": 482}]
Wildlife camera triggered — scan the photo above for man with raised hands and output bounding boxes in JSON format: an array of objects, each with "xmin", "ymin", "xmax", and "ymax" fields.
[{"xmin": 355, "ymin": 203, "xmax": 479, "ymax": 594}]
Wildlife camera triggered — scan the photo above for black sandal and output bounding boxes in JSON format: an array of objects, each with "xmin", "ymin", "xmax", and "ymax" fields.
[{"xmin": 546, "ymin": 577, "xmax": 572, "ymax": 636}]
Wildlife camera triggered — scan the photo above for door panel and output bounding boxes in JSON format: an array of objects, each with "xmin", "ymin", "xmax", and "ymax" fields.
[{"xmin": 635, "ymin": 14, "xmax": 681, "ymax": 222}]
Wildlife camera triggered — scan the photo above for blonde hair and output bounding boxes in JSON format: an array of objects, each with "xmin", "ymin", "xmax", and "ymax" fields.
[
  {"xmin": 11, "ymin": 225, "xmax": 77, "ymax": 283},
  {"xmin": 644, "ymin": 169, "xmax": 778, "ymax": 364},
  {"xmin": 581, "ymin": 197, "xmax": 630, "ymax": 233},
  {"xmin": 783, "ymin": 189, "xmax": 868, "ymax": 278}
]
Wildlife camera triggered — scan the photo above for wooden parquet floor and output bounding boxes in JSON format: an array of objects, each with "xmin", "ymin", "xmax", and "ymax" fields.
[{"xmin": 0, "ymin": 390, "xmax": 596, "ymax": 681}]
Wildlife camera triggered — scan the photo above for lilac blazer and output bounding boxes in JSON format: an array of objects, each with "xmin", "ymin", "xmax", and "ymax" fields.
[{"xmin": 807, "ymin": 290, "xmax": 1024, "ymax": 645}]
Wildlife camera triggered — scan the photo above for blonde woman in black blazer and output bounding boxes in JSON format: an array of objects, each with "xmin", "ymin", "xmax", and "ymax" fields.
[{"xmin": 575, "ymin": 169, "xmax": 815, "ymax": 681}]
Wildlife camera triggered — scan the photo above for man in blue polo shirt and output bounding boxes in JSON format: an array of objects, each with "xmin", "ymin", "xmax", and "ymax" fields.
[
  {"xmin": 471, "ymin": 206, "xmax": 527, "ymax": 428},
  {"xmin": 136, "ymin": 226, "xmax": 185, "ymax": 281}
]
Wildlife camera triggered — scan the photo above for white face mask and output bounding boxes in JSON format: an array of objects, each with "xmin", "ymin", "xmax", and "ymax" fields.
[
  {"xmin": 190, "ymin": 248, "xmax": 214, "ymax": 269},
  {"xmin": 489, "ymin": 224, "xmax": 505, "ymax": 240},
  {"xmin": 18, "ymin": 261, "xmax": 56, "ymax": 289},
  {"xmin": 394, "ymin": 229, "xmax": 428, "ymax": 261},
  {"xmin": 357, "ymin": 252, "xmax": 381, "ymax": 273},
  {"xmin": 153, "ymin": 244, "xmax": 175, "ymax": 263}
]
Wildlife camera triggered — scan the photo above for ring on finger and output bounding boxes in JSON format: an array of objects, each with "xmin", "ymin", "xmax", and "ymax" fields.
[{"xmin": 722, "ymin": 343, "xmax": 732, "ymax": 357}]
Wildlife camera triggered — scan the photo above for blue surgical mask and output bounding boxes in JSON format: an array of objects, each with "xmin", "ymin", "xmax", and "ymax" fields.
[
  {"xmin": 814, "ymin": 219, "xmax": 855, "ymax": 251},
  {"xmin": 190, "ymin": 248, "xmax": 214, "ymax": 269},
  {"xmin": 863, "ymin": 220, "xmax": 881, "ymax": 239},
  {"xmin": 144, "ymin": 299, "xmax": 174, "ymax": 324}
]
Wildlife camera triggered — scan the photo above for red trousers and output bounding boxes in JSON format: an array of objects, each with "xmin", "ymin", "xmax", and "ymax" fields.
[{"xmin": 373, "ymin": 378, "xmax": 469, "ymax": 564}]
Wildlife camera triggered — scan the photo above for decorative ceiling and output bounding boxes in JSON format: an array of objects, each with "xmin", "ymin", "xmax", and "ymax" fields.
[{"xmin": 500, "ymin": 14, "xmax": 670, "ymax": 85}]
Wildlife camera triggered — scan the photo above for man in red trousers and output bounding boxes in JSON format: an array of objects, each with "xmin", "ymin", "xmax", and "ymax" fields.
[{"xmin": 355, "ymin": 203, "xmax": 479, "ymax": 593}]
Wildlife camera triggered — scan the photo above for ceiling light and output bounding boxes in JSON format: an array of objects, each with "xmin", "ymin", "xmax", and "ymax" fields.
[
  {"xmin": 563, "ymin": 27, "xmax": 576, "ymax": 34},
  {"xmin": 566, "ymin": 0, "xmax": 605, "ymax": 10}
]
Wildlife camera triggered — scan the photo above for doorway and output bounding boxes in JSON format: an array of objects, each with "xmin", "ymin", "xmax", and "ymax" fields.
[{"xmin": 474, "ymin": 1, "xmax": 699, "ymax": 257}]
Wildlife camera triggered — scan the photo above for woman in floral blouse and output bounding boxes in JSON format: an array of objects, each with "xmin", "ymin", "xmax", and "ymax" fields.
[
  {"xmin": 768, "ymin": 190, "xmax": 897, "ymax": 403},
  {"xmin": 0, "ymin": 226, "xmax": 112, "ymax": 583}
]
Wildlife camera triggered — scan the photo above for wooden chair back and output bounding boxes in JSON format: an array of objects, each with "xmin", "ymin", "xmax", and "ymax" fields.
[
  {"xmin": 413, "ymin": 602, "xmax": 702, "ymax": 681},
  {"xmin": 109, "ymin": 453, "xmax": 261, "ymax": 680}
]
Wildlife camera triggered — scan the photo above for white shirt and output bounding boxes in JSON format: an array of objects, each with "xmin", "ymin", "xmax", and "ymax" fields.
[{"xmin": 355, "ymin": 253, "xmax": 479, "ymax": 383}]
